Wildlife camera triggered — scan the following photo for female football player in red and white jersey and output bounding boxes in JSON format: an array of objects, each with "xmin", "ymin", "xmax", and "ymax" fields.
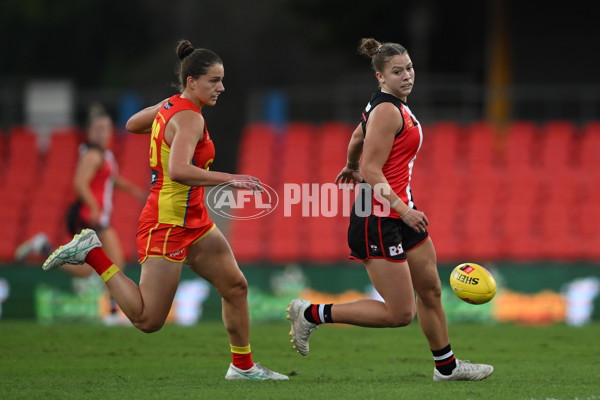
[
  {"xmin": 17, "ymin": 107, "xmax": 147, "ymax": 324},
  {"xmin": 67, "ymin": 106, "xmax": 147, "ymax": 277},
  {"xmin": 42, "ymin": 40, "xmax": 287, "ymax": 381},
  {"xmin": 16, "ymin": 107, "xmax": 146, "ymax": 274},
  {"xmin": 287, "ymin": 38, "xmax": 493, "ymax": 381}
]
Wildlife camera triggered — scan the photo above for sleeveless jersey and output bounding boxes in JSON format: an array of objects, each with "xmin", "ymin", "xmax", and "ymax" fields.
[
  {"xmin": 361, "ymin": 90, "xmax": 423, "ymax": 218},
  {"xmin": 78, "ymin": 143, "xmax": 117, "ymax": 227},
  {"xmin": 139, "ymin": 94, "xmax": 215, "ymax": 227}
]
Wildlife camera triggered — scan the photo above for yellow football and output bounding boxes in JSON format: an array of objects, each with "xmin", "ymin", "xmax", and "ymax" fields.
[{"xmin": 450, "ymin": 263, "xmax": 497, "ymax": 305}]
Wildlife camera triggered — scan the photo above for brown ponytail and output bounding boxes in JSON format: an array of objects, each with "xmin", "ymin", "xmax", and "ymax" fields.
[{"xmin": 358, "ymin": 38, "xmax": 407, "ymax": 73}]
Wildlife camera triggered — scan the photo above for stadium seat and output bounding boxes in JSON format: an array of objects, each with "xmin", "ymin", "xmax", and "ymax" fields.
[
  {"xmin": 236, "ymin": 123, "xmax": 277, "ymax": 185},
  {"xmin": 43, "ymin": 129, "xmax": 80, "ymax": 192},
  {"xmin": 577, "ymin": 199, "xmax": 600, "ymax": 259},
  {"xmin": 460, "ymin": 172, "xmax": 504, "ymax": 261},
  {"xmin": 117, "ymin": 133, "xmax": 151, "ymax": 189},
  {"xmin": 228, "ymin": 218, "xmax": 265, "ymax": 262},
  {"xmin": 225, "ymin": 185, "xmax": 274, "ymax": 263},
  {"xmin": 0, "ymin": 195, "xmax": 22, "ymax": 260},
  {"xmin": 423, "ymin": 172, "xmax": 466, "ymax": 262},
  {"xmin": 262, "ymin": 123, "xmax": 316, "ymax": 262},
  {"xmin": 578, "ymin": 122, "xmax": 600, "ymax": 170},
  {"xmin": 465, "ymin": 121, "xmax": 498, "ymax": 173},
  {"xmin": 0, "ymin": 129, "xmax": 4, "ymax": 167},
  {"xmin": 538, "ymin": 120, "xmax": 577, "ymax": 170},
  {"xmin": 317, "ymin": 122, "xmax": 352, "ymax": 182},
  {"xmin": 267, "ymin": 211, "xmax": 304, "ymax": 262},
  {"xmin": 304, "ymin": 191, "xmax": 350, "ymax": 262},
  {"xmin": 21, "ymin": 200, "xmax": 64, "ymax": 250},
  {"xmin": 227, "ymin": 124, "xmax": 279, "ymax": 262},
  {"xmin": 503, "ymin": 121, "xmax": 538, "ymax": 172},
  {"xmin": 6, "ymin": 126, "xmax": 40, "ymax": 189},
  {"xmin": 427, "ymin": 121, "xmax": 464, "ymax": 174}
]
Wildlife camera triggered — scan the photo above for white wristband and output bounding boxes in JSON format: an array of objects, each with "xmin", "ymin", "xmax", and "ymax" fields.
[
  {"xmin": 400, "ymin": 208, "xmax": 411, "ymax": 219},
  {"xmin": 390, "ymin": 198, "xmax": 400, "ymax": 208}
]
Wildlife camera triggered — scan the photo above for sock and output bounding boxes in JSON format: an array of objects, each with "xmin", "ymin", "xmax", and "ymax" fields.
[
  {"xmin": 85, "ymin": 248, "xmax": 120, "ymax": 283},
  {"xmin": 303, "ymin": 304, "xmax": 333, "ymax": 324},
  {"xmin": 231, "ymin": 344, "xmax": 254, "ymax": 370},
  {"xmin": 110, "ymin": 298, "xmax": 118, "ymax": 314},
  {"xmin": 432, "ymin": 344, "xmax": 457, "ymax": 376}
]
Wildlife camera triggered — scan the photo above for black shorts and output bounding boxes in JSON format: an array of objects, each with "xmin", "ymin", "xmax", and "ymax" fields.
[
  {"xmin": 65, "ymin": 201, "xmax": 105, "ymax": 236},
  {"xmin": 347, "ymin": 204, "xmax": 429, "ymax": 262}
]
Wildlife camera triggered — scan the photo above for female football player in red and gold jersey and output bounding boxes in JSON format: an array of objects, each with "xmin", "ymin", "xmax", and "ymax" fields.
[
  {"xmin": 43, "ymin": 40, "xmax": 287, "ymax": 381},
  {"xmin": 288, "ymin": 38, "xmax": 493, "ymax": 382}
]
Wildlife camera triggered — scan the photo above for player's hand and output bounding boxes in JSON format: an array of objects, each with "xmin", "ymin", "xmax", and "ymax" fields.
[
  {"xmin": 230, "ymin": 174, "xmax": 263, "ymax": 193},
  {"xmin": 401, "ymin": 209, "xmax": 429, "ymax": 233},
  {"xmin": 335, "ymin": 166, "xmax": 363, "ymax": 188}
]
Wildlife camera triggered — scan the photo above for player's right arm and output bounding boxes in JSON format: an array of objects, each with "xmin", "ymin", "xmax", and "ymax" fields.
[{"xmin": 126, "ymin": 99, "xmax": 168, "ymax": 134}]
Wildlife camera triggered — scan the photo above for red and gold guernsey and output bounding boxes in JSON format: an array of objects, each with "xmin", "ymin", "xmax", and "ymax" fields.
[
  {"xmin": 139, "ymin": 94, "xmax": 215, "ymax": 228},
  {"xmin": 361, "ymin": 90, "xmax": 423, "ymax": 218}
]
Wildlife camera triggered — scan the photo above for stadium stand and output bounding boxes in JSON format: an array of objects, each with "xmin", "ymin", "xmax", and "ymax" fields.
[
  {"xmin": 579, "ymin": 122, "xmax": 600, "ymax": 171},
  {"xmin": 227, "ymin": 123, "xmax": 278, "ymax": 261},
  {"xmin": 266, "ymin": 123, "xmax": 314, "ymax": 262},
  {"xmin": 2, "ymin": 120, "xmax": 599, "ymax": 264},
  {"xmin": 2, "ymin": 126, "xmax": 41, "ymax": 259},
  {"xmin": 503, "ymin": 121, "xmax": 538, "ymax": 172}
]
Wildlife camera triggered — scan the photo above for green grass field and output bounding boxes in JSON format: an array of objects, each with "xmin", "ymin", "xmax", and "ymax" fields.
[{"xmin": 1, "ymin": 321, "xmax": 599, "ymax": 400}]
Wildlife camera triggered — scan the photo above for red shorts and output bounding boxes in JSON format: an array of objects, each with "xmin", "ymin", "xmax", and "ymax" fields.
[{"xmin": 137, "ymin": 221, "xmax": 216, "ymax": 263}]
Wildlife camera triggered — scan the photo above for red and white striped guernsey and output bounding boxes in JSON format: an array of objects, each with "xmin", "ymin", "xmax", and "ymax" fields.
[
  {"xmin": 361, "ymin": 90, "xmax": 424, "ymax": 218},
  {"xmin": 78, "ymin": 143, "xmax": 118, "ymax": 227}
]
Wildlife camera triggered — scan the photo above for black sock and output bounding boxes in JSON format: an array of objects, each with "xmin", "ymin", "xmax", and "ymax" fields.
[
  {"xmin": 303, "ymin": 304, "xmax": 333, "ymax": 324},
  {"xmin": 432, "ymin": 344, "xmax": 457, "ymax": 375}
]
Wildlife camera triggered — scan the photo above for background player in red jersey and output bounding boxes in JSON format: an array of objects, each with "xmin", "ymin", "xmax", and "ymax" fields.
[
  {"xmin": 16, "ymin": 105, "xmax": 146, "ymax": 270},
  {"xmin": 66, "ymin": 105, "xmax": 147, "ymax": 276},
  {"xmin": 16, "ymin": 105, "xmax": 146, "ymax": 323},
  {"xmin": 288, "ymin": 38, "xmax": 493, "ymax": 381},
  {"xmin": 42, "ymin": 40, "xmax": 287, "ymax": 381}
]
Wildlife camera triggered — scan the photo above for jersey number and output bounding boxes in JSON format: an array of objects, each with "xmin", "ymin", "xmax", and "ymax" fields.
[{"xmin": 149, "ymin": 118, "xmax": 161, "ymax": 167}]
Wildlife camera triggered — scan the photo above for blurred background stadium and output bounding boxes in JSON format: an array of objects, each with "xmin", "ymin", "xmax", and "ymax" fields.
[{"xmin": 1, "ymin": 0, "xmax": 599, "ymax": 326}]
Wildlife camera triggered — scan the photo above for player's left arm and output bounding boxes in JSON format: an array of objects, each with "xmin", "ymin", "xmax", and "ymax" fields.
[
  {"xmin": 362, "ymin": 104, "xmax": 428, "ymax": 232},
  {"xmin": 125, "ymin": 99, "xmax": 168, "ymax": 134},
  {"xmin": 167, "ymin": 112, "xmax": 261, "ymax": 191}
]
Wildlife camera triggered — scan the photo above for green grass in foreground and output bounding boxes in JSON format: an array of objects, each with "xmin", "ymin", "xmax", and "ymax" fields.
[{"xmin": 1, "ymin": 321, "xmax": 599, "ymax": 400}]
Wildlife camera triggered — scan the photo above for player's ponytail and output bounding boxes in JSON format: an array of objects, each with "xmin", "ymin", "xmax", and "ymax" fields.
[
  {"xmin": 176, "ymin": 40, "xmax": 195, "ymax": 60},
  {"xmin": 358, "ymin": 38, "xmax": 381, "ymax": 58},
  {"xmin": 358, "ymin": 38, "xmax": 408, "ymax": 73}
]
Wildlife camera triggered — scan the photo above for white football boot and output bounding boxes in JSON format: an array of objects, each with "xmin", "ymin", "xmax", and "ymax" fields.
[
  {"xmin": 225, "ymin": 363, "xmax": 288, "ymax": 380},
  {"xmin": 42, "ymin": 229, "xmax": 101, "ymax": 272},
  {"xmin": 433, "ymin": 359, "xmax": 494, "ymax": 381},
  {"xmin": 287, "ymin": 299, "xmax": 318, "ymax": 356}
]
